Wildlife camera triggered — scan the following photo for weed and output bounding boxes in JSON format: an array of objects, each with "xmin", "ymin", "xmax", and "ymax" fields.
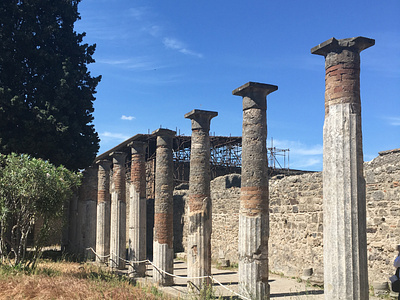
[{"xmin": 0, "ymin": 260, "xmax": 171, "ymax": 299}]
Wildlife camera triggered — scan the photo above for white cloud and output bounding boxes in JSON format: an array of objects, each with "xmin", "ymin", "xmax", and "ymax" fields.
[
  {"xmin": 269, "ymin": 139, "xmax": 323, "ymax": 171},
  {"xmin": 100, "ymin": 132, "xmax": 130, "ymax": 141},
  {"xmin": 163, "ymin": 37, "xmax": 203, "ymax": 58},
  {"xmin": 386, "ymin": 117, "xmax": 400, "ymax": 126},
  {"xmin": 128, "ymin": 7, "xmax": 147, "ymax": 20},
  {"xmin": 142, "ymin": 24, "xmax": 162, "ymax": 37},
  {"xmin": 121, "ymin": 115, "xmax": 135, "ymax": 121},
  {"xmin": 292, "ymin": 145, "xmax": 323, "ymax": 156},
  {"xmin": 292, "ymin": 157, "xmax": 322, "ymax": 169},
  {"xmin": 270, "ymin": 139, "xmax": 323, "ymax": 156},
  {"xmin": 97, "ymin": 57, "xmax": 161, "ymax": 71}
]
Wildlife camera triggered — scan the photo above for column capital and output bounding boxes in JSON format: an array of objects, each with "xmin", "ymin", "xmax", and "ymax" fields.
[
  {"xmin": 311, "ymin": 36, "xmax": 375, "ymax": 57},
  {"xmin": 83, "ymin": 165, "xmax": 97, "ymax": 177},
  {"xmin": 152, "ymin": 128, "xmax": 176, "ymax": 147},
  {"xmin": 184, "ymin": 109, "xmax": 218, "ymax": 131},
  {"xmin": 152, "ymin": 128, "xmax": 176, "ymax": 138},
  {"xmin": 127, "ymin": 141, "xmax": 147, "ymax": 154},
  {"xmin": 109, "ymin": 151, "xmax": 127, "ymax": 164},
  {"xmin": 96, "ymin": 159, "xmax": 112, "ymax": 169},
  {"xmin": 232, "ymin": 82, "xmax": 278, "ymax": 110}
]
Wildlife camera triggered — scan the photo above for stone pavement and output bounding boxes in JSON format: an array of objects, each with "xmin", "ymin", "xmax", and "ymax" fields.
[
  {"xmin": 135, "ymin": 259, "xmax": 380, "ymax": 299},
  {"xmin": 50, "ymin": 248, "xmax": 328, "ymax": 299}
]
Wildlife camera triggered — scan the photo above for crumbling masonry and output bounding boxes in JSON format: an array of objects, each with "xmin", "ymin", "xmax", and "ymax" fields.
[
  {"xmin": 312, "ymin": 36, "xmax": 375, "ymax": 299},
  {"xmin": 61, "ymin": 35, "xmax": 394, "ymax": 300},
  {"xmin": 128, "ymin": 141, "xmax": 147, "ymax": 277},
  {"xmin": 233, "ymin": 82, "xmax": 278, "ymax": 299},
  {"xmin": 109, "ymin": 151, "xmax": 127, "ymax": 270},
  {"xmin": 185, "ymin": 109, "xmax": 218, "ymax": 289},
  {"xmin": 152, "ymin": 129, "xmax": 176, "ymax": 286},
  {"xmin": 96, "ymin": 159, "xmax": 111, "ymax": 263}
]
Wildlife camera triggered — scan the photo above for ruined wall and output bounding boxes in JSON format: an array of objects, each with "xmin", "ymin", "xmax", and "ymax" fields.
[
  {"xmin": 364, "ymin": 150, "xmax": 400, "ymax": 283},
  {"xmin": 173, "ymin": 150, "xmax": 400, "ymax": 285},
  {"xmin": 210, "ymin": 174, "xmax": 241, "ymax": 262},
  {"xmin": 268, "ymin": 172, "xmax": 324, "ymax": 281}
]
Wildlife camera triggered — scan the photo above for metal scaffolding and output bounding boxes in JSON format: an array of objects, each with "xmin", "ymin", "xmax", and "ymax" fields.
[{"xmin": 108, "ymin": 133, "xmax": 290, "ymax": 187}]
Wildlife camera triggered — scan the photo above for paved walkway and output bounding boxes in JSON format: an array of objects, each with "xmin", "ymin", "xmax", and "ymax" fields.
[
  {"xmin": 136, "ymin": 259, "xmax": 389, "ymax": 299},
  {"xmin": 137, "ymin": 259, "xmax": 326, "ymax": 299}
]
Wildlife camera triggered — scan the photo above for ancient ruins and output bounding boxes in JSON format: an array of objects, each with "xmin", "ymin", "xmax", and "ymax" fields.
[
  {"xmin": 233, "ymin": 82, "xmax": 277, "ymax": 299},
  {"xmin": 185, "ymin": 109, "xmax": 217, "ymax": 289},
  {"xmin": 312, "ymin": 36, "xmax": 375, "ymax": 299},
  {"xmin": 61, "ymin": 36, "xmax": 400, "ymax": 299},
  {"xmin": 152, "ymin": 128, "xmax": 176, "ymax": 286}
]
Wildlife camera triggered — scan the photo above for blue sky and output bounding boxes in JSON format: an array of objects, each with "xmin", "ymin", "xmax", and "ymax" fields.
[{"xmin": 75, "ymin": 0, "xmax": 400, "ymax": 171}]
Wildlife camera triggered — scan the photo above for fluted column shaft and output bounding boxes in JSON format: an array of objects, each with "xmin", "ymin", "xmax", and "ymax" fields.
[
  {"xmin": 312, "ymin": 36, "xmax": 374, "ymax": 300},
  {"xmin": 128, "ymin": 141, "xmax": 147, "ymax": 277},
  {"xmin": 185, "ymin": 109, "xmax": 218, "ymax": 289},
  {"xmin": 152, "ymin": 128, "xmax": 176, "ymax": 286},
  {"xmin": 233, "ymin": 82, "xmax": 277, "ymax": 300},
  {"xmin": 77, "ymin": 166, "xmax": 98, "ymax": 260},
  {"xmin": 109, "ymin": 152, "xmax": 127, "ymax": 270},
  {"xmin": 96, "ymin": 159, "xmax": 111, "ymax": 263}
]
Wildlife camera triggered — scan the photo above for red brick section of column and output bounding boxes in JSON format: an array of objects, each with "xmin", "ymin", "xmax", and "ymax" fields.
[
  {"xmin": 233, "ymin": 82, "xmax": 277, "ymax": 300},
  {"xmin": 312, "ymin": 36, "xmax": 374, "ymax": 300},
  {"xmin": 95, "ymin": 159, "xmax": 112, "ymax": 263},
  {"xmin": 109, "ymin": 151, "xmax": 127, "ymax": 270},
  {"xmin": 127, "ymin": 141, "xmax": 147, "ymax": 277},
  {"xmin": 152, "ymin": 128, "xmax": 176, "ymax": 286},
  {"xmin": 184, "ymin": 109, "xmax": 218, "ymax": 290}
]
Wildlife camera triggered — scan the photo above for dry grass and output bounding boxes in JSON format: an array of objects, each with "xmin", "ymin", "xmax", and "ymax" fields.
[{"xmin": 0, "ymin": 260, "xmax": 169, "ymax": 299}]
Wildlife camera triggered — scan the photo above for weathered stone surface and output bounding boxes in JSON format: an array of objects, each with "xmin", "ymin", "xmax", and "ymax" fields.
[
  {"xmin": 128, "ymin": 142, "xmax": 147, "ymax": 277},
  {"xmin": 312, "ymin": 36, "xmax": 374, "ymax": 300},
  {"xmin": 173, "ymin": 150, "xmax": 400, "ymax": 290},
  {"xmin": 109, "ymin": 151, "xmax": 127, "ymax": 270},
  {"xmin": 96, "ymin": 159, "xmax": 111, "ymax": 263},
  {"xmin": 233, "ymin": 82, "xmax": 277, "ymax": 300},
  {"xmin": 152, "ymin": 128, "xmax": 176, "ymax": 286},
  {"xmin": 77, "ymin": 166, "xmax": 98, "ymax": 260},
  {"xmin": 269, "ymin": 152, "xmax": 400, "ymax": 286},
  {"xmin": 185, "ymin": 109, "xmax": 217, "ymax": 289},
  {"xmin": 311, "ymin": 36, "xmax": 374, "ymax": 116},
  {"xmin": 67, "ymin": 193, "xmax": 79, "ymax": 254}
]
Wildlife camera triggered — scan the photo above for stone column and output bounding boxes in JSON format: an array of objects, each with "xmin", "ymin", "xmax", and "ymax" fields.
[
  {"xmin": 152, "ymin": 128, "xmax": 176, "ymax": 286},
  {"xmin": 311, "ymin": 36, "xmax": 374, "ymax": 300},
  {"xmin": 96, "ymin": 159, "xmax": 112, "ymax": 263},
  {"xmin": 184, "ymin": 109, "xmax": 218, "ymax": 289},
  {"xmin": 109, "ymin": 151, "xmax": 127, "ymax": 270},
  {"xmin": 67, "ymin": 192, "xmax": 79, "ymax": 254},
  {"xmin": 127, "ymin": 141, "xmax": 147, "ymax": 277},
  {"xmin": 77, "ymin": 166, "xmax": 98, "ymax": 260},
  {"xmin": 233, "ymin": 81, "xmax": 277, "ymax": 300}
]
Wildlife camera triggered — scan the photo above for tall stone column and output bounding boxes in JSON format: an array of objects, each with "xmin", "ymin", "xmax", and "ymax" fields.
[
  {"xmin": 109, "ymin": 151, "xmax": 127, "ymax": 270},
  {"xmin": 311, "ymin": 36, "xmax": 374, "ymax": 300},
  {"xmin": 77, "ymin": 166, "xmax": 98, "ymax": 260},
  {"xmin": 233, "ymin": 81, "xmax": 277, "ymax": 300},
  {"xmin": 67, "ymin": 193, "xmax": 79, "ymax": 254},
  {"xmin": 96, "ymin": 159, "xmax": 112, "ymax": 263},
  {"xmin": 152, "ymin": 128, "xmax": 176, "ymax": 286},
  {"xmin": 128, "ymin": 141, "xmax": 147, "ymax": 277},
  {"xmin": 184, "ymin": 109, "xmax": 218, "ymax": 289}
]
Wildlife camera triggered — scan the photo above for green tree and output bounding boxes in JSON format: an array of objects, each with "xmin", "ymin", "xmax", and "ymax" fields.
[
  {"xmin": 0, "ymin": 153, "xmax": 81, "ymax": 268},
  {"xmin": 0, "ymin": 0, "xmax": 101, "ymax": 170}
]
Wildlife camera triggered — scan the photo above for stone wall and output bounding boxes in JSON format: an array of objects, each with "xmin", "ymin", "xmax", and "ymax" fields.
[
  {"xmin": 172, "ymin": 150, "xmax": 400, "ymax": 285},
  {"xmin": 210, "ymin": 174, "xmax": 241, "ymax": 262},
  {"xmin": 365, "ymin": 149, "xmax": 400, "ymax": 283}
]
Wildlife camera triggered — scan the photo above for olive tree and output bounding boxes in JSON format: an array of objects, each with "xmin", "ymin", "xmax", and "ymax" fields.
[{"xmin": 0, "ymin": 153, "xmax": 81, "ymax": 268}]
